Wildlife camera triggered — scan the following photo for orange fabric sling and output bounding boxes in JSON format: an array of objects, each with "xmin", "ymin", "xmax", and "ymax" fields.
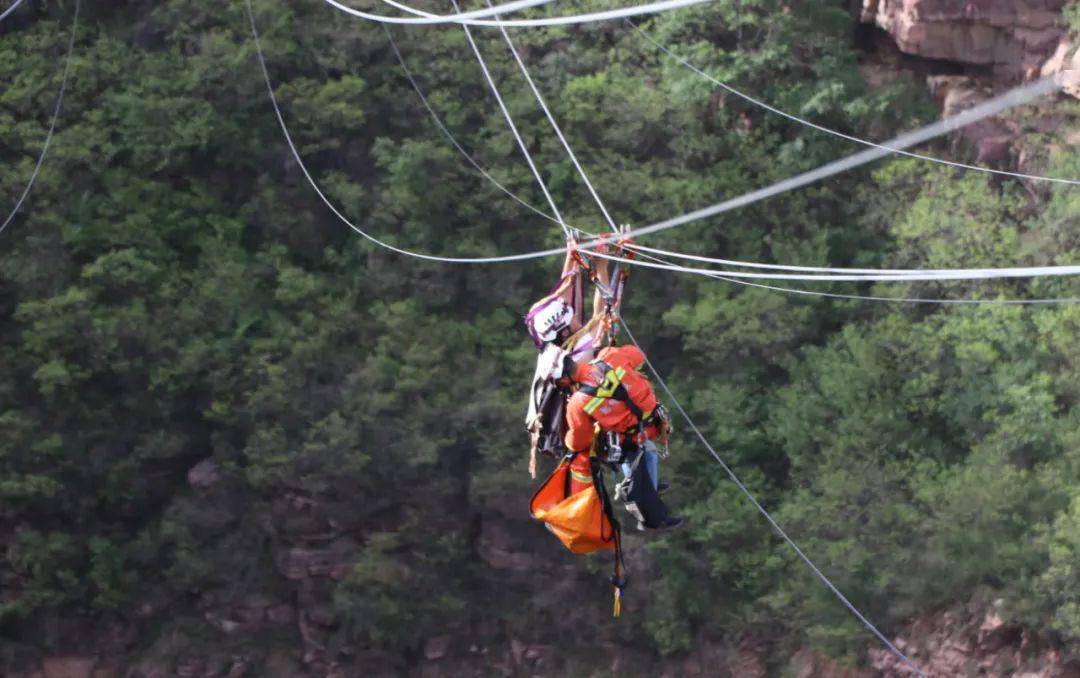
[{"xmin": 529, "ymin": 459, "xmax": 616, "ymax": 554}]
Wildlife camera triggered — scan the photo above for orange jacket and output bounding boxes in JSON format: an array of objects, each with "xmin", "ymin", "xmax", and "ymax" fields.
[{"xmin": 565, "ymin": 345, "xmax": 659, "ymax": 453}]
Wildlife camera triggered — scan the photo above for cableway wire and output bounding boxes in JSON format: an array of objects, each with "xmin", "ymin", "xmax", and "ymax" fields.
[
  {"xmin": 0, "ymin": 0, "xmax": 27, "ymax": 24},
  {"xmin": 322, "ymin": 0, "xmax": 716, "ymax": 28},
  {"xmin": 675, "ymin": 267, "xmax": 1080, "ymax": 305},
  {"xmin": 0, "ymin": 0, "xmax": 79, "ymax": 237},
  {"xmin": 384, "ymin": 29, "xmax": 1080, "ymax": 302},
  {"xmin": 247, "ymin": 0, "xmax": 568, "ymax": 263},
  {"xmin": 618, "ymin": 74, "xmax": 1065, "ymax": 243},
  {"xmin": 324, "ymin": 0, "xmax": 551, "ymax": 25},
  {"xmin": 384, "ymin": 25, "xmax": 561, "ymax": 225},
  {"xmin": 589, "ymin": 248, "xmax": 1080, "ymax": 282},
  {"xmin": 487, "ymin": 0, "xmax": 619, "ymax": 232},
  {"xmin": 626, "ymin": 20, "xmax": 1080, "ymax": 187},
  {"xmin": 251, "ymin": 2, "xmax": 1080, "ymax": 286},
  {"xmin": 451, "ymin": 0, "xmax": 570, "ymax": 236},
  {"xmin": 617, "ymin": 314, "xmax": 926, "ymax": 677}
]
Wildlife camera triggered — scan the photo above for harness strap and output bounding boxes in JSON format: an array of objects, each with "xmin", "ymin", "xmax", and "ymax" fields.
[
  {"xmin": 578, "ymin": 360, "xmax": 646, "ymax": 421},
  {"xmin": 591, "ymin": 459, "xmax": 627, "ymax": 617}
]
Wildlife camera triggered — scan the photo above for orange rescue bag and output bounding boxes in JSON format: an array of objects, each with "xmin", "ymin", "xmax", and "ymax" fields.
[{"xmin": 530, "ymin": 460, "xmax": 616, "ymax": 554}]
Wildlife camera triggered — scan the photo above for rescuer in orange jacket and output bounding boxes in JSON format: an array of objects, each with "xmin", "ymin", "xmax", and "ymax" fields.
[
  {"xmin": 556, "ymin": 344, "xmax": 683, "ymax": 530},
  {"xmin": 564, "ymin": 345, "xmax": 657, "ymax": 452}
]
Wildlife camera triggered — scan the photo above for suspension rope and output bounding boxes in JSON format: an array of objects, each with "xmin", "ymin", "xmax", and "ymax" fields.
[
  {"xmin": 384, "ymin": 26, "xmax": 561, "ymax": 224},
  {"xmin": 322, "ymin": 0, "xmax": 716, "ymax": 28},
  {"xmin": 246, "ymin": 0, "xmax": 569, "ymax": 263},
  {"xmin": 452, "ymin": 0, "xmax": 570, "ymax": 236},
  {"xmin": 627, "ymin": 242, "xmax": 1080, "ymax": 278},
  {"xmin": 489, "ymin": 0, "xmax": 619, "ymax": 232},
  {"xmin": 633, "ymin": 253, "xmax": 1080, "ymax": 305},
  {"xmin": 324, "ymin": 0, "xmax": 552, "ymax": 25},
  {"xmin": 591, "ymin": 249, "xmax": 1080, "ymax": 282},
  {"xmin": 380, "ymin": 23, "xmax": 1080, "ymax": 305},
  {"xmin": 0, "ymin": 0, "xmax": 79, "ymax": 237},
  {"xmin": 618, "ymin": 315, "xmax": 926, "ymax": 677},
  {"xmin": 0, "ymin": 0, "xmax": 27, "ymax": 24},
  {"xmin": 627, "ymin": 20, "xmax": 1080, "ymax": 187},
  {"xmin": 252, "ymin": 4, "xmax": 1080, "ymax": 285},
  {"xmin": 619, "ymin": 75, "xmax": 1064, "ymax": 242}
]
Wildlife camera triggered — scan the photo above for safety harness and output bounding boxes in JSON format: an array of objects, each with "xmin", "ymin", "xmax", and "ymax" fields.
[
  {"xmin": 578, "ymin": 359, "xmax": 669, "ymax": 447},
  {"xmin": 527, "ymin": 230, "xmax": 643, "ymax": 617}
]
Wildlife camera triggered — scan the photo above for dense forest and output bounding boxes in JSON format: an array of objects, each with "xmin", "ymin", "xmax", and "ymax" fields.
[{"xmin": 2, "ymin": 0, "xmax": 1080, "ymax": 675}]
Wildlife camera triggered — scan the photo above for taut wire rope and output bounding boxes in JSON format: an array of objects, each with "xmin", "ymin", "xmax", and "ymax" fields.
[
  {"xmin": 451, "ymin": 0, "xmax": 570, "ymax": 236},
  {"xmin": 487, "ymin": 0, "xmax": 619, "ymax": 232},
  {"xmin": 0, "ymin": 0, "xmax": 79, "ymax": 237},
  {"xmin": 384, "ymin": 25, "xmax": 561, "ymax": 224},
  {"xmin": 626, "ymin": 19, "xmax": 1080, "ymax": 186},
  {"xmin": 0, "ymin": 0, "xmax": 27, "ymax": 24},
  {"xmin": 589, "ymin": 249, "xmax": 1080, "ymax": 282},
  {"xmin": 618, "ymin": 315, "xmax": 926, "ymax": 677},
  {"xmin": 618, "ymin": 75, "xmax": 1065, "ymax": 242},
  {"xmin": 322, "ymin": 0, "xmax": 717, "ymax": 28}
]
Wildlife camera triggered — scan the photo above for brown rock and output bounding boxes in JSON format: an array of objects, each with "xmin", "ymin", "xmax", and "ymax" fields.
[
  {"xmin": 226, "ymin": 656, "xmax": 250, "ymax": 678},
  {"xmin": 266, "ymin": 604, "xmax": 295, "ymax": 625},
  {"xmin": 423, "ymin": 635, "xmax": 452, "ymax": 661},
  {"xmin": 476, "ymin": 516, "xmax": 539, "ymax": 571},
  {"xmin": 790, "ymin": 649, "xmax": 873, "ymax": 678},
  {"xmin": 859, "ymin": 0, "xmax": 1069, "ymax": 83},
  {"xmin": 278, "ymin": 546, "xmax": 353, "ymax": 580},
  {"xmin": 306, "ymin": 606, "xmax": 336, "ymax": 628},
  {"xmin": 174, "ymin": 657, "xmax": 204, "ymax": 678},
  {"xmin": 42, "ymin": 658, "xmax": 94, "ymax": 678},
  {"xmin": 1041, "ymin": 40, "xmax": 1080, "ymax": 98},
  {"xmin": 187, "ymin": 459, "xmax": 221, "ymax": 492}
]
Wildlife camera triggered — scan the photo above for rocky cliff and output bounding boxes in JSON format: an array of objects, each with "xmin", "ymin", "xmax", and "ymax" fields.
[
  {"xmin": 855, "ymin": 0, "xmax": 1079, "ymax": 167},
  {"xmin": 858, "ymin": 0, "xmax": 1072, "ymax": 82}
]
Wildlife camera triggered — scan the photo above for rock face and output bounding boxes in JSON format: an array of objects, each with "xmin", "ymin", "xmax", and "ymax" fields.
[
  {"xmin": 856, "ymin": 0, "xmax": 1079, "ymax": 166},
  {"xmin": 858, "ymin": 0, "xmax": 1071, "ymax": 82},
  {"xmin": 1041, "ymin": 39, "xmax": 1080, "ymax": 97},
  {"xmin": 868, "ymin": 599, "xmax": 1080, "ymax": 677}
]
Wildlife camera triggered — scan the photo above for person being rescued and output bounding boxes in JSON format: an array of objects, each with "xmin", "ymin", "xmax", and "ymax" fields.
[
  {"xmin": 554, "ymin": 344, "xmax": 684, "ymax": 531},
  {"xmin": 526, "ymin": 233, "xmax": 683, "ymax": 530}
]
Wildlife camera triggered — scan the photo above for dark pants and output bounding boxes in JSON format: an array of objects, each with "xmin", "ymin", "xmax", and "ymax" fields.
[{"xmin": 614, "ymin": 443, "xmax": 670, "ymax": 528}]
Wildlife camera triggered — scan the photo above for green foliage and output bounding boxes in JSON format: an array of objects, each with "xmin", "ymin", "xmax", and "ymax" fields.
[
  {"xmin": 1, "ymin": 0, "xmax": 1079, "ymax": 670},
  {"xmin": 334, "ymin": 524, "xmax": 467, "ymax": 656}
]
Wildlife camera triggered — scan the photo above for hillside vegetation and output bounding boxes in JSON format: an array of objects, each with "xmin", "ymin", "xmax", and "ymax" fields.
[{"xmin": 2, "ymin": 0, "xmax": 1080, "ymax": 674}]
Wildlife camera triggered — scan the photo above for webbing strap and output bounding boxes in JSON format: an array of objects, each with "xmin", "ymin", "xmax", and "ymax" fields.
[
  {"xmin": 579, "ymin": 361, "xmax": 644, "ymax": 420},
  {"xmin": 592, "ymin": 460, "xmax": 626, "ymax": 617}
]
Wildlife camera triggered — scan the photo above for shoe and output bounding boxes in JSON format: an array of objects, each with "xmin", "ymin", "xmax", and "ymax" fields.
[
  {"xmin": 657, "ymin": 515, "xmax": 685, "ymax": 530},
  {"xmin": 637, "ymin": 515, "xmax": 686, "ymax": 532}
]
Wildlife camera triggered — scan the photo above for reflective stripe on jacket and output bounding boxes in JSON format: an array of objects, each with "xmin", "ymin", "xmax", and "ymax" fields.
[{"xmin": 565, "ymin": 345, "xmax": 659, "ymax": 452}]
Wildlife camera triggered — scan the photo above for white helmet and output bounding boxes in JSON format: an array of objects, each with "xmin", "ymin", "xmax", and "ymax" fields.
[{"xmin": 530, "ymin": 298, "xmax": 574, "ymax": 344}]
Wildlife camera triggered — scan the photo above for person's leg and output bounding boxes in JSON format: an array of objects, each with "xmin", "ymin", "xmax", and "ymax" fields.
[
  {"xmin": 568, "ymin": 453, "xmax": 594, "ymax": 495},
  {"xmin": 642, "ymin": 440, "xmax": 660, "ymax": 490}
]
